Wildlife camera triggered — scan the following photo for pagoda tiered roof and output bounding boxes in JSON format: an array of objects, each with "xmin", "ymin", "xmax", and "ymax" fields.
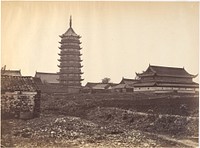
[
  {"xmin": 59, "ymin": 27, "xmax": 81, "ymax": 38},
  {"xmin": 136, "ymin": 65, "xmax": 197, "ymax": 78},
  {"xmin": 59, "ymin": 45, "xmax": 82, "ymax": 50},
  {"xmin": 58, "ymin": 63, "xmax": 83, "ymax": 68},
  {"xmin": 59, "ymin": 17, "xmax": 81, "ymax": 38},
  {"xmin": 58, "ymin": 58, "xmax": 82, "ymax": 62},
  {"xmin": 58, "ymin": 70, "xmax": 83, "ymax": 74},
  {"xmin": 58, "ymin": 76, "xmax": 84, "ymax": 81},
  {"xmin": 58, "ymin": 52, "xmax": 82, "ymax": 56},
  {"xmin": 59, "ymin": 40, "xmax": 81, "ymax": 44}
]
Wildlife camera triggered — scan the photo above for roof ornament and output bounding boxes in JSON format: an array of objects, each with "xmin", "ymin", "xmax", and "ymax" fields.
[{"xmin": 69, "ymin": 15, "xmax": 72, "ymax": 28}]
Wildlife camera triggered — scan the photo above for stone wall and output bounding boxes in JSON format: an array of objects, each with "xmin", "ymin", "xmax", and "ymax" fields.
[{"xmin": 1, "ymin": 91, "xmax": 40, "ymax": 119}]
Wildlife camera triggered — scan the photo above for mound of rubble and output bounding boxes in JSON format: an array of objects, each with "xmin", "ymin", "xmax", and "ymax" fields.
[
  {"xmin": 87, "ymin": 107, "xmax": 198, "ymax": 137},
  {"xmin": 2, "ymin": 113, "xmax": 186, "ymax": 147}
]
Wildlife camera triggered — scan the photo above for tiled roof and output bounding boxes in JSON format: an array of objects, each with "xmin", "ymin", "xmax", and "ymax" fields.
[
  {"xmin": 84, "ymin": 82, "xmax": 117, "ymax": 89},
  {"xmin": 85, "ymin": 82, "xmax": 100, "ymax": 88},
  {"xmin": 134, "ymin": 82, "xmax": 156, "ymax": 87},
  {"xmin": 63, "ymin": 28, "xmax": 79, "ymax": 37},
  {"xmin": 92, "ymin": 84, "xmax": 110, "ymax": 90},
  {"xmin": 112, "ymin": 83, "xmax": 134, "ymax": 89},
  {"xmin": 137, "ymin": 65, "xmax": 197, "ymax": 78},
  {"xmin": 1, "ymin": 70, "xmax": 21, "ymax": 76},
  {"xmin": 35, "ymin": 72, "xmax": 59, "ymax": 84},
  {"xmin": 134, "ymin": 81, "xmax": 199, "ymax": 88},
  {"xmin": 1, "ymin": 75, "xmax": 39, "ymax": 92},
  {"xmin": 120, "ymin": 78, "xmax": 139, "ymax": 84}
]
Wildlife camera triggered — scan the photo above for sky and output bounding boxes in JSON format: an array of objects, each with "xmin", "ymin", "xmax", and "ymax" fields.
[{"xmin": 1, "ymin": 2, "xmax": 199, "ymax": 85}]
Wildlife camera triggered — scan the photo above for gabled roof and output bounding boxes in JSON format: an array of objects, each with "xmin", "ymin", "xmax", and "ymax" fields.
[
  {"xmin": 1, "ymin": 70, "xmax": 22, "ymax": 76},
  {"xmin": 120, "ymin": 77, "xmax": 139, "ymax": 84},
  {"xmin": 109, "ymin": 83, "xmax": 118, "ymax": 87},
  {"xmin": 112, "ymin": 83, "xmax": 134, "ymax": 89},
  {"xmin": 92, "ymin": 84, "xmax": 110, "ymax": 90},
  {"xmin": 85, "ymin": 82, "xmax": 100, "ymax": 88},
  {"xmin": 35, "ymin": 72, "xmax": 59, "ymax": 84},
  {"xmin": 136, "ymin": 65, "xmax": 197, "ymax": 78},
  {"xmin": 1, "ymin": 75, "xmax": 39, "ymax": 92}
]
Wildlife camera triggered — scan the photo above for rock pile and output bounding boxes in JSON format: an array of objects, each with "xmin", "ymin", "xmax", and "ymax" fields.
[
  {"xmin": 2, "ymin": 113, "xmax": 185, "ymax": 147},
  {"xmin": 87, "ymin": 107, "xmax": 199, "ymax": 137}
]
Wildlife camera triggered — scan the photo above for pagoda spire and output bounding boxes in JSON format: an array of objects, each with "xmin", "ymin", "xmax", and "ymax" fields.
[{"xmin": 69, "ymin": 15, "xmax": 72, "ymax": 28}]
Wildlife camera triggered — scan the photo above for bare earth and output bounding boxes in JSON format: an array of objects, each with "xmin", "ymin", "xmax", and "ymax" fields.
[{"xmin": 1, "ymin": 93, "xmax": 199, "ymax": 147}]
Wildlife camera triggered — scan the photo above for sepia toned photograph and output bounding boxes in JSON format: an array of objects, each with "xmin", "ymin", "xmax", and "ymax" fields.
[{"xmin": 1, "ymin": 1, "xmax": 199, "ymax": 147}]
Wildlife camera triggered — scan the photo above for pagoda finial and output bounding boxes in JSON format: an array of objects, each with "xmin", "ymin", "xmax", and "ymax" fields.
[{"xmin": 70, "ymin": 15, "xmax": 72, "ymax": 28}]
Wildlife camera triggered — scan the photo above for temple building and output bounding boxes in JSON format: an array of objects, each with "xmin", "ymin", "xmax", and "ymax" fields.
[
  {"xmin": 58, "ymin": 16, "xmax": 83, "ymax": 90},
  {"xmin": 134, "ymin": 65, "xmax": 199, "ymax": 93}
]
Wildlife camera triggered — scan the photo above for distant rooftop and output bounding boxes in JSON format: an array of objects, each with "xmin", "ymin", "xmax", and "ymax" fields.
[
  {"xmin": 35, "ymin": 72, "xmax": 59, "ymax": 84},
  {"xmin": 1, "ymin": 69, "xmax": 22, "ymax": 76},
  {"xmin": 120, "ymin": 77, "xmax": 139, "ymax": 84},
  {"xmin": 136, "ymin": 65, "xmax": 197, "ymax": 78},
  {"xmin": 1, "ymin": 75, "xmax": 39, "ymax": 92}
]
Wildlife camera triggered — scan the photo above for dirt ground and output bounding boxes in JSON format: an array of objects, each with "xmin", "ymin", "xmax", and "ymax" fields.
[{"xmin": 1, "ymin": 93, "xmax": 199, "ymax": 147}]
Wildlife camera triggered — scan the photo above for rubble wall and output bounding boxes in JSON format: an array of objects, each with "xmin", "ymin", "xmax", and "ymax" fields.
[{"xmin": 1, "ymin": 91, "xmax": 40, "ymax": 119}]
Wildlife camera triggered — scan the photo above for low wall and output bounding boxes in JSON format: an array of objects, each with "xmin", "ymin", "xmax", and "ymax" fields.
[{"xmin": 1, "ymin": 91, "xmax": 40, "ymax": 119}]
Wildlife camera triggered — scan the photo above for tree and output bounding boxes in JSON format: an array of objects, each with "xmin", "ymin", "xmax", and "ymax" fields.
[{"xmin": 102, "ymin": 77, "xmax": 111, "ymax": 84}]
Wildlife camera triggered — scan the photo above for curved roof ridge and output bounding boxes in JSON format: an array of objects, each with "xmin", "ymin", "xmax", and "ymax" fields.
[
  {"xmin": 137, "ymin": 65, "xmax": 197, "ymax": 78},
  {"xmin": 150, "ymin": 64, "xmax": 184, "ymax": 69}
]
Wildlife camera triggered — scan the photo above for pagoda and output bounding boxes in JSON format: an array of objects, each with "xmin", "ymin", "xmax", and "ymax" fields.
[{"xmin": 58, "ymin": 16, "xmax": 83, "ymax": 88}]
